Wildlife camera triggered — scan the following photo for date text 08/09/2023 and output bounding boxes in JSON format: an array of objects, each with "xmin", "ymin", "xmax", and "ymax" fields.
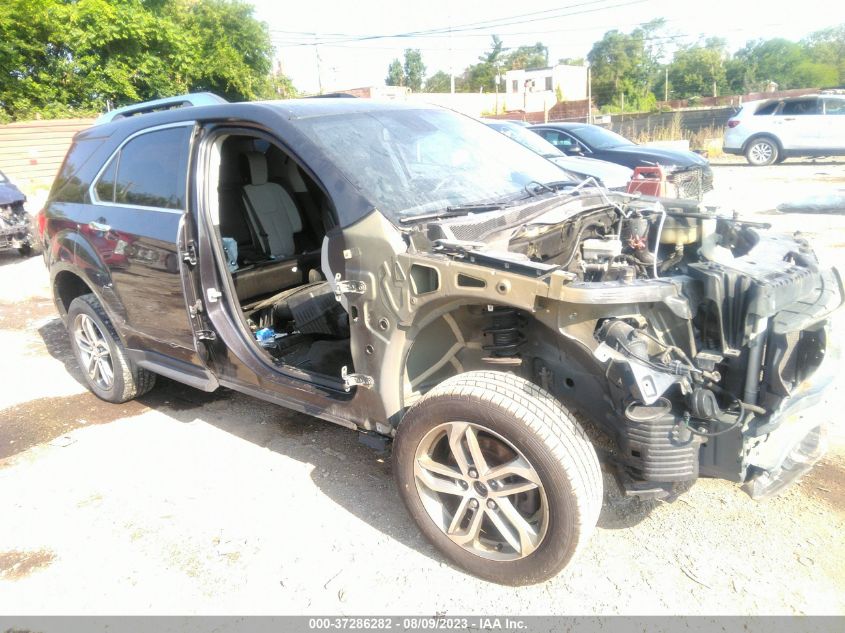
[{"xmin": 308, "ymin": 617, "xmax": 528, "ymax": 630}]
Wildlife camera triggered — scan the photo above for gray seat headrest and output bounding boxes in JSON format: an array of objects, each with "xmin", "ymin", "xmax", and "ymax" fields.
[{"xmin": 245, "ymin": 152, "xmax": 268, "ymax": 186}]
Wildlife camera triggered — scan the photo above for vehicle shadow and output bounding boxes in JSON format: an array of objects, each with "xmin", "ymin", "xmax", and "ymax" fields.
[
  {"xmin": 36, "ymin": 316, "xmax": 655, "ymax": 566},
  {"xmin": 709, "ymin": 159, "xmax": 845, "ymax": 168},
  {"xmin": 0, "ymin": 250, "xmax": 30, "ymax": 268}
]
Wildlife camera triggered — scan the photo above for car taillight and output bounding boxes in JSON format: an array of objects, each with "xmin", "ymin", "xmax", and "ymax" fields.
[
  {"xmin": 727, "ymin": 120, "xmax": 740, "ymax": 128},
  {"xmin": 35, "ymin": 208, "xmax": 47, "ymax": 237}
]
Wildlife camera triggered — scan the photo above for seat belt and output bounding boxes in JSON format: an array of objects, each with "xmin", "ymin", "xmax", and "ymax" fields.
[{"xmin": 241, "ymin": 192, "xmax": 272, "ymax": 258}]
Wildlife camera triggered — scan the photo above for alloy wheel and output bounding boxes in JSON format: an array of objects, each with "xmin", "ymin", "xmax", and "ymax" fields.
[
  {"xmin": 73, "ymin": 313, "xmax": 115, "ymax": 391},
  {"xmin": 413, "ymin": 421, "xmax": 549, "ymax": 561},
  {"xmin": 749, "ymin": 141, "xmax": 774, "ymax": 165}
]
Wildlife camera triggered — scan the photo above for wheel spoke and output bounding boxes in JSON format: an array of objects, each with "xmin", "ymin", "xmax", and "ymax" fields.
[
  {"xmin": 495, "ymin": 498, "xmax": 540, "ymax": 556},
  {"xmin": 417, "ymin": 454, "xmax": 462, "ymax": 480},
  {"xmin": 415, "ymin": 467, "xmax": 465, "ymax": 497},
  {"xmin": 464, "ymin": 425, "xmax": 489, "ymax": 475},
  {"xmin": 446, "ymin": 423, "xmax": 472, "ymax": 476},
  {"xmin": 98, "ymin": 357, "xmax": 114, "ymax": 385},
  {"xmin": 490, "ymin": 480, "xmax": 540, "ymax": 497},
  {"xmin": 485, "ymin": 456, "xmax": 541, "ymax": 486},
  {"xmin": 486, "ymin": 505, "xmax": 523, "ymax": 553},
  {"xmin": 85, "ymin": 350, "xmax": 97, "ymax": 374},
  {"xmin": 447, "ymin": 496, "xmax": 472, "ymax": 534},
  {"xmin": 74, "ymin": 331, "xmax": 93, "ymax": 353},
  {"xmin": 82, "ymin": 317, "xmax": 100, "ymax": 345},
  {"xmin": 450, "ymin": 503, "xmax": 484, "ymax": 546}
]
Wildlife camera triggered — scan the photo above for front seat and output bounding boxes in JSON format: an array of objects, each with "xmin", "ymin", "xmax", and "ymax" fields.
[{"xmin": 241, "ymin": 152, "xmax": 302, "ymax": 258}]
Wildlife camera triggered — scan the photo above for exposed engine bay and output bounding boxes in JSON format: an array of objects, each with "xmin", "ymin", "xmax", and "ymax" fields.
[{"xmin": 403, "ymin": 191, "xmax": 842, "ymax": 500}]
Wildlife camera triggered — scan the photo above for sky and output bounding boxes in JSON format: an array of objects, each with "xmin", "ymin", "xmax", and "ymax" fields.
[{"xmin": 248, "ymin": 0, "xmax": 841, "ymax": 94}]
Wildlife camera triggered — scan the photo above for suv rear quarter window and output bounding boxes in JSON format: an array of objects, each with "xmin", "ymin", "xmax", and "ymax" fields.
[
  {"xmin": 754, "ymin": 102, "xmax": 778, "ymax": 115},
  {"xmin": 94, "ymin": 125, "xmax": 192, "ymax": 210}
]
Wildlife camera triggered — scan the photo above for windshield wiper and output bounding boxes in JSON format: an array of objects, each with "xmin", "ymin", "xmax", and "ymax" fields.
[{"xmin": 398, "ymin": 202, "xmax": 511, "ymax": 224}]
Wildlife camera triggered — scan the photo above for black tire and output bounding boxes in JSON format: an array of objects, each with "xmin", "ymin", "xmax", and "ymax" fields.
[
  {"xmin": 17, "ymin": 244, "xmax": 31, "ymax": 257},
  {"xmin": 66, "ymin": 293, "xmax": 156, "ymax": 403},
  {"xmin": 393, "ymin": 370, "xmax": 602, "ymax": 585},
  {"xmin": 745, "ymin": 137, "xmax": 779, "ymax": 166}
]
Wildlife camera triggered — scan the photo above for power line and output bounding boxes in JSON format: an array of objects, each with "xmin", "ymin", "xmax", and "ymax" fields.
[{"xmin": 271, "ymin": 0, "xmax": 649, "ymax": 48}]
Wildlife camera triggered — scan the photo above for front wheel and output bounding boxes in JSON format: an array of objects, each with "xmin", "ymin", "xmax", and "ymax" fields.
[
  {"xmin": 745, "ymin": 138, "xmax": 779, "ymax": 166},
  {"xmin": 393, "ymin": 371, "xmax": 602, "ymax": 585}
]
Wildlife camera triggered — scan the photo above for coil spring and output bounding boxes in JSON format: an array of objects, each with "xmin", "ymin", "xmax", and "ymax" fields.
[{"xmin": 483, "ymin": 307, "xmax": 525, "ymax": 357}]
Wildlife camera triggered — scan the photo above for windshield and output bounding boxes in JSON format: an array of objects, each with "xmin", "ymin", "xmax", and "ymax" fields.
[
  {"xmin": 571, "ymin": 125, "xmax": 633, "ymax": 150},
  {"xmin": 486, "ymin": 121, "xmax": 564, "ymax": 158},
  {"xmin": 294, "ymin": 109, "xmax": 569, "ymax": 221}
]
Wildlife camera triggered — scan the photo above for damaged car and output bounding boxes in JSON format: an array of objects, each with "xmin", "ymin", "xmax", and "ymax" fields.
[
  {"xmin": 40, "ymin": 96, "xmax": 842, "ymax": 585},
  {"xmin": 0, "ymin": 168, "xmax": 37, "ymax": 256}
]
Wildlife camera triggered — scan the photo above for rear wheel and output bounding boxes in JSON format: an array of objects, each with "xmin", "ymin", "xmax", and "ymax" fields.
[
  {"xmin": 745, "ymin": 137, "xmax": 778, "ymax": 166},
  {"xmin": 393, "ymin": 371, "xmax": 602, "ymax": 585},
  {"xmin": 66, "ymin": 294, "xmax": 156, "ymax": 403}
]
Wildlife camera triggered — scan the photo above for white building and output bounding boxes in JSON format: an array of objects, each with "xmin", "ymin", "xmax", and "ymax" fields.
[{"xmin": 503, "ymin": 64, "xmax": 588, "ymax": 113}]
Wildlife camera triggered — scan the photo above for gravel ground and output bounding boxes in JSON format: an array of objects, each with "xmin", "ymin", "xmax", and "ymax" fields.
[{"xmin": 0, "ymin": 160, "xmax": 844, "ymax": 615}]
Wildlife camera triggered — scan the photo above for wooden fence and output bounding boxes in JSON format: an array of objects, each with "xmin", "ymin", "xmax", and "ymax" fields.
[{"xmin": 0, "ymin": 118, "xmax": 94, "ymax": 192}]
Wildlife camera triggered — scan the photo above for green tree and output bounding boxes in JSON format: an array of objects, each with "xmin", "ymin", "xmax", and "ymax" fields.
[
  {"xmin": 385, "ymin": 58, "xmax": 404, "ymax": 86},
  {"xmin": 0, "ymin": 0, "xmax": 292, "ymax": 121},
  {"xmin": 424, "ymin": 70, "xmax": 452, "ymax": 92},
  {"xmin": 727, "ymin": 38, "xmax": 808, "ymax": 92},
  {"xmin": 177, "ymin": 0, "xmax": 276, "ymax": 102},
  {"xmin": 403, "ymin": 49, "xmax": 426, "ymax": 91},
  {"xmin": 802, "ymin": 24, "xmax": 845, "ymax": 84},
  {"xmin": 668, "ymin": 39, "xmax": 728, "ymax": 98},
  {"xmin": 504, "ymin": 42, "xmax": 548, "ymax": 70},
  {"xmin": 587, "ymin": 19, "xmax": 665, "ymax": 110},
  {"xmin": 385, "ymin": 49, "xmax": 426, "ymax": 91},
  {"xmin": 459, "ymin": 35, "xmax": 504, "ymax": 93}
]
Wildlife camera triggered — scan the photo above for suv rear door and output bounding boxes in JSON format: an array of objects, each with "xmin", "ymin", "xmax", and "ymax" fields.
[{"xmin": 85, "ymin": 122, "xmax": 199, "ymax": 362}]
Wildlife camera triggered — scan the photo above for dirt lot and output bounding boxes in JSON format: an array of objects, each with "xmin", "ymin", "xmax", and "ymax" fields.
[{"xmin": 1, "ymin": 160, "xmax": 844, "ymax": 615}]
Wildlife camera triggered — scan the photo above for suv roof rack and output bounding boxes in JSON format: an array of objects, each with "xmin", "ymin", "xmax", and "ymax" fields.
[{"xmin": 94, "ymin": 92, "xmax": 228, "ymax": 125}]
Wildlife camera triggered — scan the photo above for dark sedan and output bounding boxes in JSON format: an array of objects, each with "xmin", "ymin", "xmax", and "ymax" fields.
[{"xmin": 529, "ymin": 122, "xmax": 713, "ymax": 199}]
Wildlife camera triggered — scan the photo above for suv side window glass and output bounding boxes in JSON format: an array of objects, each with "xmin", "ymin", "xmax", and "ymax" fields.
[
  {"xmin": 754, "ymin": 102, "xmax": 778, "ymax": 115},
  {"xmin": 778, "ymin": 99, "xmax": 820, "ymax": 116},
  {"xmin": 94, "ymin": 157, "xmax": 117, "ymax": 202},
  {"xmin": 824, "ymin": 99, "xmax": 845, "ymax": 115},
  {"xmin": 103, "ymin": 126, "xmax": 192, "ymax": 209}
]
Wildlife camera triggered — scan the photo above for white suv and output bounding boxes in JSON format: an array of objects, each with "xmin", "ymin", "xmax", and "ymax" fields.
[{"xmin": 723, "ymin": 94, "xmax": 845, "ymax": 165}]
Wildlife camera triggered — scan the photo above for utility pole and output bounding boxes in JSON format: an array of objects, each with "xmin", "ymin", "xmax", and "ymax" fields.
[
  {"xmin": 314, "ymin": 41, "xmax": 324, "ymax": 95},
  {"xmin": 587, "ymin": 65, "xmax": 592, "ymax": 124},
  {"xmin": 449, "ymin": 14, "xmax": 455, "ymax": 94},
  {"xmin": 665, "ymin": 67, "xmax": 669, "ymax": 102}
]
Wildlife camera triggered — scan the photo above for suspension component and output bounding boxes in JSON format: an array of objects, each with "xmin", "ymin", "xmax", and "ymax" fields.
[{"xmin": 482, "ymin": 306, "xmax": 525, "ymax": 366}]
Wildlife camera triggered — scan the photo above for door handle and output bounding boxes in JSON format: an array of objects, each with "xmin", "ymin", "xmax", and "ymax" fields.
[{"xmin": 88, "ymin": 220, "xmax": 111, "ymax": 232}]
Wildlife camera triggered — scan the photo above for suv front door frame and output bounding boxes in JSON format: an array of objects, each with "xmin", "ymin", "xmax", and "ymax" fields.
[{"xmin": 188, "ymin": 122, "xmax": 387, "ymax": 432}]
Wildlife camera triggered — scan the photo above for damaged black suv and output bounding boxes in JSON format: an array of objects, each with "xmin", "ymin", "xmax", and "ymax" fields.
[{"xmin": 39, "ymin": 94, "xmax": 842, "ymax": 585}]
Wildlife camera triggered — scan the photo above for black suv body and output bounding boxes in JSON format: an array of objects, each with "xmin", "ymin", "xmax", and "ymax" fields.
[{"xmin": 40, "ymin": 96, "xmax": 842, "ymax": 585}]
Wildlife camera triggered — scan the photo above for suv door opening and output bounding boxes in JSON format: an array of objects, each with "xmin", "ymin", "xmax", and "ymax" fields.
[{"xmin": 197, "ymin": 127, "xmax": 353, "ymax": 388}]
